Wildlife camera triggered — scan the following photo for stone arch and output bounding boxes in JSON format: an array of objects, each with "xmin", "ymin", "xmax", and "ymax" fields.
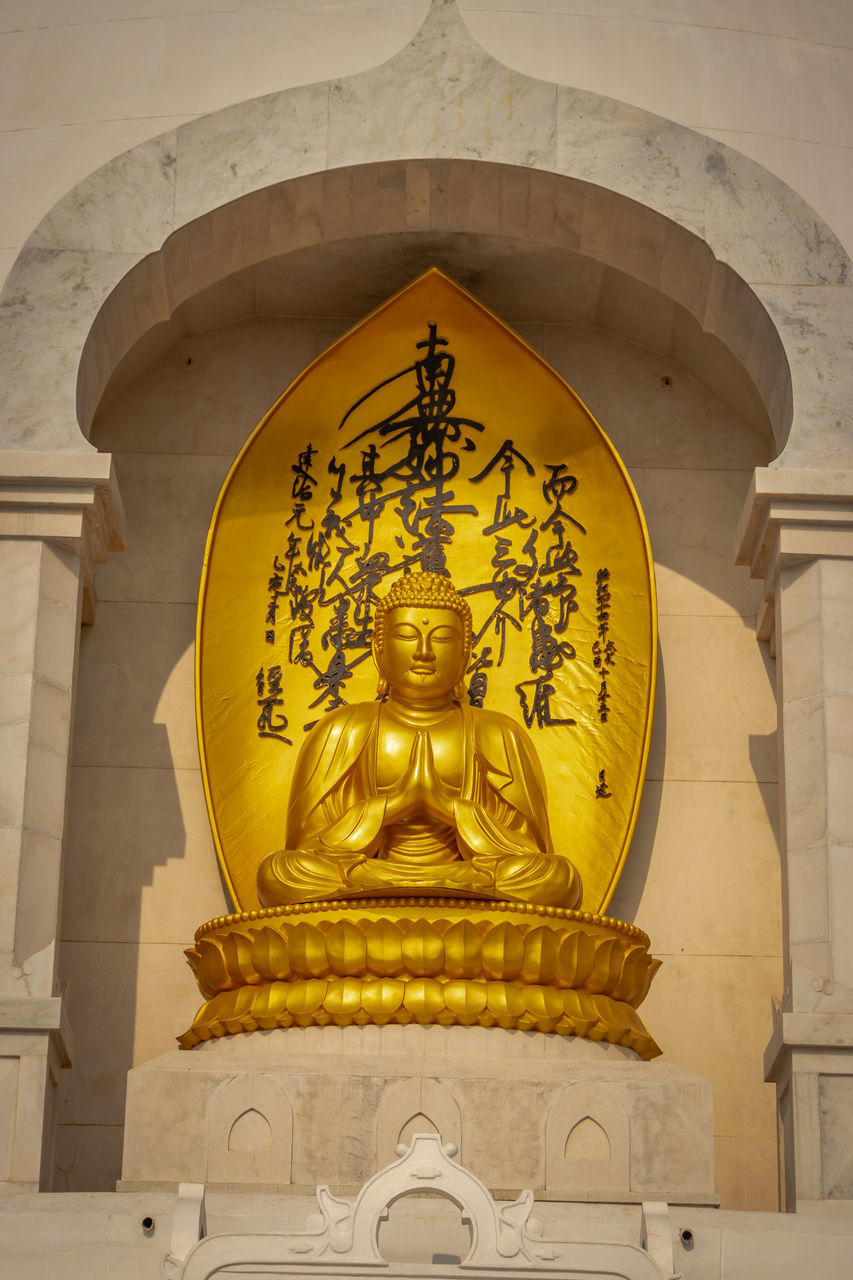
[
  {"xmin": 564, "ymin": 1115, "xmax": 611, "ymax": 1162},
  {"xmin": 0, "ymin": 0, "xmax": 848, "ymax": 469},
  {"xmin": 545, "ymin": 1084, "xmax": 630, "ymax": 1195},
  {"xmin": 71, "ymin": 160, "xmax": 788, "ymax": 453},
  {"xmin": 397, "ymin": 1111, "xmax": 441, "ymax": 1148},
  {"xmin": 227, "ymin": 1107, "xmax": 272, "ymax": 1154},
  {"xmin": 208, "ymin": 1074, "xmax": 293, "ymax": 1185},
  {"xmin": 375, "ymin": 1078, "xmax": 463, "ymax": 1171}
]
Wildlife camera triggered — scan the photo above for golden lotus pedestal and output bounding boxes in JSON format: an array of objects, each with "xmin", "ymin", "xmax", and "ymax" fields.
[{"xmin": 179, "ymin": 898, "xmax": 661, "ymax": 1061}]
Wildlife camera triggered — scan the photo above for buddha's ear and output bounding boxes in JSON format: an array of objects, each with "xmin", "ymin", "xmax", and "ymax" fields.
[
  {"xmin": 454, "ymin": 638, "xmax": 471, "ymax": 703},
  {"xmin": 371, "ymin": 633, "xmax": 387, "ymax": 693}
]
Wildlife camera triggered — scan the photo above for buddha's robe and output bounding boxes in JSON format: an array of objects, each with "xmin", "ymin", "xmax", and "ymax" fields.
[{"xmin": 257, "ymin": 702, "xmax": 582, "ymax": 908}]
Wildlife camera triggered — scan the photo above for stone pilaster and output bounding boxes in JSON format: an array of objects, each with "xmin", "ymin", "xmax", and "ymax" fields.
[
  {"xmin": 737, "ymin": 467, "xmax": 853, "ymax": 1211},
  {"xmin": 0, "ymin": 451, "xmax": 124, "ymax": 1189}
]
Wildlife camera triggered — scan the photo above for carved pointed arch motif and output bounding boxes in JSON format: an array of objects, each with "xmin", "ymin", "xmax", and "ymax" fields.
[
  {"xmin": 565, "ymin": 1115, "xmax": 611, "ymax": 1161},
  {"xmin": 207, "ymin": 1075, "xmax": 293, "ymax": 1184},
  {"xmin": 397, "ymin": 1112, "xmax": 440, "ymax": 1146},
  {"xmin": 228, "ymin": 1108, "xmax": 272, "ymax": 1153},
  {"xmin": 196, "ymin": 268, "xmax": 656, "ymax": 913},
  {"xmin": 545, "ymin": 1084, "xmax": 630, "ymax": 1194},
  {"xmin": 376, "ymin": 1077, "xmax": 463, "ymax": 1170}
]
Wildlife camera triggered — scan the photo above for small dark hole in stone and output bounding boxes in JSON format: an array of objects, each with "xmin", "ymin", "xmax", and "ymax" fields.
[
  {"xmin": 141, "ymin": 1216, "xmax": 155, "ymax": 1236},
  {"xmin": 660, "ymin": 375, "xmax": 672, "ymax": 388}
]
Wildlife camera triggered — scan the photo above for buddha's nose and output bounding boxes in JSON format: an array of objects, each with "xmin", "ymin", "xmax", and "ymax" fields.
[{"xmin": 414, "ymin": 633, "xmax": 434, "ymax": 661}]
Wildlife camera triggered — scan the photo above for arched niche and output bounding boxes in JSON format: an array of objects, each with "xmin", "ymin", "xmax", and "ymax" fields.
[
  {"xmin": 207, "ymin": 1074, "xmax": 293, "ymax": 1186},
  {"xmin": 545, "ymin": 1084, "xmax": 630, "ymax": 1195},
  {"xmin": 376, "ymin": 1079, "xmax": 463, "ymax": 1172},
  {"xmin": 63, "ymin": 229, "xmax": 781, "ymax": 1199},
  {"xmin": 81, "ymin": 179, "xmax": 780, "ymax": 459},
  {"xmin": 51, "ymin": 169, "xmax": 789, "ymax": 1202}
]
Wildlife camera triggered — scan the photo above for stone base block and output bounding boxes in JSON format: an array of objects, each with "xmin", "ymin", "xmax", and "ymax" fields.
[
  {"xmin": 765, "ymin": 1011, "xmax": 853, "ymax": 1210},
  {"xmin": 0, "ymin": 1007, "xmax": 71, "ymax": 1191},
  {"xmin": 120, "ymin": 1024, "xmax": 716, "ymax": 1203}
]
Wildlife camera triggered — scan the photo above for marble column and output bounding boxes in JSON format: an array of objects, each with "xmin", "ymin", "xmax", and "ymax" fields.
[
  {"xmin": 0, "ymin": 452, "xmax": 123, "ymax": 1190},
  {"xmin": 737, "ymin": 468, "xmax": 853, "ymax": 1212}
]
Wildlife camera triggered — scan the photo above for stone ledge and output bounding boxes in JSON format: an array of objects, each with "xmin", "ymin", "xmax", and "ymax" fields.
[
  {"xmin": 115, "ymin": 1179, "xmax": 719, "ymax": 1205},
  {"xmin": 0, "ymin": 449, "xmax": 126, "ymax": 621},
  {"xmin": 793, "ymin": 1199, "xmax": 853, "ymax": 1217},
  {"xmin": 735, "ymin": 468, "xmax": 853, "ymax": 643},
  {"xmin": 736, "ymin": 469, "xmax": 853, "ymax": 576},
  {"xmin": 0, "ymin": 995, "xmax": 62, "ymax": 1030},
  {"xmin": 0, "ymin": 996, "xmax": 73, "ymax": 1066},
  {"xmin": 764, "ymin": 1011, "xmax": 853, "ymax": 1081}
]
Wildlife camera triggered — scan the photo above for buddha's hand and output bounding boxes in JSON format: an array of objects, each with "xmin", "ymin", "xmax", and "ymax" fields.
[{"xmin": 384, "ymin": 731, "xmax": 457, "ymax": 826}]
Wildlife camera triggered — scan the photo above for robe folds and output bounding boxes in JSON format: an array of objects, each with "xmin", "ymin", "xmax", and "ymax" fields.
[{"xmin": 257, "ymin": 701, "xmax": 582, "ymax": 908}]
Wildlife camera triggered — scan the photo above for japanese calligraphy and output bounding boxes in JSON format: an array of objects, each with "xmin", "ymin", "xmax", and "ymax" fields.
[
  {"xmin": 255, "ymin": 665, "xmax": 292, "ymax": 744},
  {"xmin": 593, "ymin": 567, "xmax": 616, "ymax": 723},
  {"xmin": 253, "ymin": 327, "xmax": 598, "ymax": 741}
]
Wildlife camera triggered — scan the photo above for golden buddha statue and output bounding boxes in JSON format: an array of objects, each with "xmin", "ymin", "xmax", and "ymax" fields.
[{"xmin": 257, "ymin": 572, "xmax": 582, "ymax": 909}]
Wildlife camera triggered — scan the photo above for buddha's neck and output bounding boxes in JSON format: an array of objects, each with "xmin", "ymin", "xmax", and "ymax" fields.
[{"xmin": 385, "ymin": 695, "xmax": 458, "ymax": 726}]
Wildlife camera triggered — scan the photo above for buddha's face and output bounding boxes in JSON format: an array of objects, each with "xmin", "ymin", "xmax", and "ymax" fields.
[{"xmin": 377, "ymin": 606, "xmax": 466, "ymax": 702}]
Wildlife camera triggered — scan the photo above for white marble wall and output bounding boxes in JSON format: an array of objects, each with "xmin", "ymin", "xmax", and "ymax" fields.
[
  {"xmin": 0, "ymin": 0, "xmax": 850, "ymax": 301},
  {"xmin": 0, "ymin": 538, "xmax": 82, "ymax": 1187},
  {"xmin": 734, "ymin": 468, "xmax": 853, "ymax": 1209},
  {"xmin": 464, "ymin": 1, "xmax": 853, "ymax": 255},
  {"xmin": 1, "ymin": 3, "xmax": 848, "ymax": 480},
  {"xmin": 773, "ymin": 554, "xmax": 853, "ymax": 1209},
  {"xmin": 0, "ymin": 454, "xmax": 123, "ymax": 1187},
  {"xmin": 777, "ymin": 558, "xmax": 853, "ymax": 1016}
]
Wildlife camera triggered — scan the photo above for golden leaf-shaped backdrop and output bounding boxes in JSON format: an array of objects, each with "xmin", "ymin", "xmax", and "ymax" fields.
[{"xmin": 182, "ymin": 269, "xmax": 662, "ymax": 1056}]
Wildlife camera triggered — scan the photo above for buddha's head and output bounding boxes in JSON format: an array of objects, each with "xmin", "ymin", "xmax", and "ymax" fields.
[{"xmin": 372, "ymin": 571, "xmax": 472, "ymax": 703}]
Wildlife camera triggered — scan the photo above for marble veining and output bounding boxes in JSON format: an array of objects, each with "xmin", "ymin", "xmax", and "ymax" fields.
[
  {"xmin": 761, "ymin": 285, "xmax": 853, "ymax": 467},
  {"xmin": 0, "ymin": 247, "xmax": 144, "ymax": 451},
  {"xmin": 26, "ymin": 134, "xmax": 179, "ymax": 256},
  {"xmin": 328, "ymin": 0, "xmax": 557, "ymax": 170},
  {"xmin": 173, "ymin": 82, "xmax": 330, "ymax": 228},
  {"xmin": 556, "ymin": 87, "xmax": 708, "ymax": 240},
  {"xmin": 705, "ymin": 141, "xmax": 850, "ymax": 286}
]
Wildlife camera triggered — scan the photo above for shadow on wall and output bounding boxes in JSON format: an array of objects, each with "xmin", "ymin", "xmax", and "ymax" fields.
[
  {"xmin": 750, "ymin": 636, "xmax": 781, "ymax": 841},
  {"xmin": 608, "ymin": 640, "xmax": 665, "ymax": 925},
  {"xmin": 55, "ymin": 619, "xmax": 192, "ymax": 1192},
  {"xmin": 52, "ymin": 319, "xmax": 340, "ymax": 1192}
]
